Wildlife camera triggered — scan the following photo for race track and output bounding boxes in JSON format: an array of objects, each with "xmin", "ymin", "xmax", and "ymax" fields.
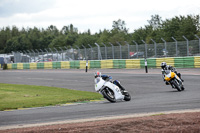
[{"xmin": 0, "ymin": 68, "xmax": 200, "ymax": 128}]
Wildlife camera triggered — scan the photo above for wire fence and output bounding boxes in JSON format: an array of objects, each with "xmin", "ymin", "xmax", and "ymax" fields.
[{"xmin": 1, "ymin": 38, "xmax": 200, "ymax": 63}]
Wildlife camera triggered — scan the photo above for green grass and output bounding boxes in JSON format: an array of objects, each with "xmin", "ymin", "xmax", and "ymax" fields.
[{"xmin": 0, "ymin": 83, "xmax": 102, "ymax": 111}]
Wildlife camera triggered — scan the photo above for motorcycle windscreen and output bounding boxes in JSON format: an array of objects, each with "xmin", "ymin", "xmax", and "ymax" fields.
[
  {"xmin": 164, "ymin": 70, "xmax": 171, "ymax": 74},
  {"xmin": 165, "ymin": 71, "xmax": 175, "ymax": 81},
  {"xmin": 95, "ymin": 78, "xmax": 105, "ymax": 92},
  {"xmin": 95, "ymin": 77, "xmax": 101, "ymax": 84}
]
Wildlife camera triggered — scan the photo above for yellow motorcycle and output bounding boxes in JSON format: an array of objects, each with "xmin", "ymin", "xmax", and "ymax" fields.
[{"xmin": 164, "ymin": 70, "xmax": 185, "ymax": 91}]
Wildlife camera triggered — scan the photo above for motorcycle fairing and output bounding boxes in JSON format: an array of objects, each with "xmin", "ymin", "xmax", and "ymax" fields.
[{"xmin": 95, "ymin": 77, "xmax": 124, "ymax": 100}]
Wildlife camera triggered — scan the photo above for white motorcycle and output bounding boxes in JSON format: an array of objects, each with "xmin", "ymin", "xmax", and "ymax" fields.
[{"xmin": 95, "ymin": 76, "xmax": 131, "ymax": 103}]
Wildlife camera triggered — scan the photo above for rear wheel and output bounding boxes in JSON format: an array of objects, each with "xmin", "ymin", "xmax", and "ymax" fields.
[{"xmin": 102, "ymin": 88, "xmax": 116, "ymax": 103}]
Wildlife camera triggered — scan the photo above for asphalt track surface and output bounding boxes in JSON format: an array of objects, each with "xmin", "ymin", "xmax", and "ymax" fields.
[{"xmin": 0, "ymin": 68, "xmax": 200, "ymax": 128}]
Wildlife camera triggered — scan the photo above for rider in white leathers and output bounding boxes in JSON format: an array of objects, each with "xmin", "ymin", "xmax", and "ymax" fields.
[{"xmin": 94, "ymin": 71, "xmax": 125, "ymax": 91}]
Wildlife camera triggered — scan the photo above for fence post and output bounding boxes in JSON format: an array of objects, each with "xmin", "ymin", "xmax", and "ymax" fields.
[
  {"xmin": 109, "ymin": 42, "xmax": 114, "ymax": 59},
  {"xmin": 161, "ymin": 38, "xmax": 167, "ymax": 56},
  {"xmin": 54, "ymin": 48, "xmax": 58, "ymax": 61},
  {"xmin": 31, "ymin": 49, "xmax": 36, "ymax": 62},
  {"xmin": 59, "ymin": 47, "xmax": 63, "ymax": 61},
  {"xmin": 64, "ymin": 46, "xmax": 68, "ymax": 61},
  {"xmin": 82, "ymin": 45, "xmax": 87, "ymax": 60},
  {"xmin": 23, "ymin": 50, "xmax": 28, "ymax": 63},
  {"xmin": 75, "ymin": 45, "xmax": 80, "ymax": 60},
  {"xmin": 171, "ymin": 37, "xmax": 178, "ymax": 57},
  {"xmin": 69, "ymin": 46, "xmax": 75, "ymax": 60},
  {"xmin": 116, "ymin": 42, "xmax": 122, "ymax": 59},
  {"xmin": 102, "ymin": 43, "xmax": 107, "ymax": 59},
  {"xmin": 88, "ymin": 44, "xmax": 93, "ymax": 60},
  {"xmin": 132, "ymin": 40, "xmax": 138, "ymax": 58},
  {"xmin": 39, "ymin": 49, "xmax": 44, "ymax": 62},
  {"xmin": 44, "ymin": 49, "xmax": 48, "ymax": 61},
  {"xmin": 125, "ymin": 41, "xmax": 130, "ymax": 59},
  {"xmin": 95, "ymin": 43, "xmax": 102, "ymax": 60},
  {"xmin": 35, "ymin": 49, "xmax": 39, "ymax": 56},
  {"xmin": 151, "ymin": 39, "xmax": 157, "ymax": 58},
  {"xmin": 49, "ymin": 48, "xmax": 53, "ymax": 61},
  {"xmin": 35, "ymin": 49, "xmax": 40, "ymax": 61},
  {"xmin": 195, "ymin": 35, "xmax": 200, "ymax": 54},
  {"xmin": 183, "ymin": 35, "xmax": 189, "ymax": 56},
  {"xmin": 141, "ymin": 40, "xmax": 147, "ymax": 58},
  {"xmin": 27, "ymin": 50, "xmax": 31, "ymax": 62}
]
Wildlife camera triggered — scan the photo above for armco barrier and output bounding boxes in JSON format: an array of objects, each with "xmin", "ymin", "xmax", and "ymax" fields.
[
  {"xmin": 156, "ymin": 58, "xmax": 174, "ymax": 68},
  {"xmin": 90, "ymin": 60, "xmax": 101, "ymax": 68},
  {"xmin": 101, "ymin": 60, "xmax": 113, "ymax": 69},
  {"xmin": 44, "ymin": 62, "xmax": 52, "ymax": 69},
  {"xmin": 61, "ymin": 61, "xmax": 70, "ymax": 69},
  {"xmin": 194, "ymin": 57, "xmax": 200, "ymax": 68},
  {"xmin": 5, "ymin": 56, "xmax": 200, "ymax": 70},
  {"xmin": 70, "ymin": 61, "xmax": 80, "ymax": 69},
  {"xmin": 37, "ymin": 62, "xmax": 44, "ymax": 69},
  {"xmin": 141, "ymin": 58, "xmax": 156, "ymax": 68},
  {"xmin": 125, "ymin": 59, "xmax": 140, "ymax": 69},
  {"xmin": 17, "ymin": 63, "xmax": 23, "ymax": 69},
  {"xmin": 113, "ymin": 60, "xmax": 126, "ymax": 69},
  {"xmin": 80, "ymin": 61, "xmax": 90, "ymax": 69},
  {"xmin": 23, "ymin": 63, "xmax": 30, "ymax": 69},
  {"xmin": 174, "ymin": 57, "xmax": 194, "ymax": 68}
]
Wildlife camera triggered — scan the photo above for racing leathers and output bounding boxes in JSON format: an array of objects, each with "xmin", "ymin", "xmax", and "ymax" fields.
[{"xmin": 101, "ymin": 75, "xmax": 125, "ymax": 91}]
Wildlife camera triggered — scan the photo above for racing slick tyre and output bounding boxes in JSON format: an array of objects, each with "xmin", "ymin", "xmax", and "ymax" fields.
[
  {"xmin": 172, "ymin": 80, "xmax": 181, "ymax": 91},
  {"xmin": 123, "ymin": 91, "xmax": 131, "ymax": 101},
  {"xmin": 181, "ymin": 86, "xmax": 185, "ymax": 91},
  {"xmin": 102, "ymin": 88, "xmax": 116, "ymax": 103}
]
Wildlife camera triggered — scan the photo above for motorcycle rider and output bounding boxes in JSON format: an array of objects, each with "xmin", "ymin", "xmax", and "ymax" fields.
[
  {"xmin": 94, "ymin": 71, "xmax": 111, "ymax": 84},
  {"xmin": 161, "ymin": 62, "xmax": 184, "ymax": 86},
  {"xmin": 94, "ymin": 71, "xmax": 125, "ymax": 91},
  {"xmin": 94, "ymin": 71, "xmax": 110, "ymax": 80}
]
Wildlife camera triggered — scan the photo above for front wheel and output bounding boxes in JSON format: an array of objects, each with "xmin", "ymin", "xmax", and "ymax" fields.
[
  {"xmin": 123, "ymin": 91, "xmax": 131, "ymax": 101},
  {"xmin": 181, "ymin": 86, "xmax": 185, "ymax": 91},
  {"xmin": 172, "ymin": 80, "xmax": 181, "ymax": 91},
  {"xmin": 102, "ymin": 88, "xmax": 116, "ymax": 103}
]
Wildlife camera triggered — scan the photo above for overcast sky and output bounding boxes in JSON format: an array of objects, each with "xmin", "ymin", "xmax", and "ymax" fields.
[{"xmin": 0, "ymin": 0, "xmax": 200, "ymax": 33}]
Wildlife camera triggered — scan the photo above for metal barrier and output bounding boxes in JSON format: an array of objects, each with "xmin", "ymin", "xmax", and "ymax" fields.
[
  {"xmin": 1, "ymin": 36, "xmax": 200, "ymax": 63},
  {"xmin": 5, "ymin": 56, "xmax": 200, "ymax": 70}
]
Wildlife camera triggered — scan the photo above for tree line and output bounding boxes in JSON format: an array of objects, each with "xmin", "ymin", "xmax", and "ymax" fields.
[{"xmin": 0, "ymin": 14, "xmax": 199, "ymax": 54}]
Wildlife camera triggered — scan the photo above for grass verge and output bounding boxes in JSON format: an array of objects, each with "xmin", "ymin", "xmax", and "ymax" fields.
[{"xmin": 0, "ymin": 83, "xmax": 102, "ymax": 111}]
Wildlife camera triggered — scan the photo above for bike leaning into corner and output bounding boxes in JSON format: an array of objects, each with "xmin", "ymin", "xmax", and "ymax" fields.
[
  {"xmin": 94, "ymin": 71, "xmax": 131, "ymax": 103},
  {"xmin": 161, "ymin": 62, "xmax": 185, "ymax": 91}
]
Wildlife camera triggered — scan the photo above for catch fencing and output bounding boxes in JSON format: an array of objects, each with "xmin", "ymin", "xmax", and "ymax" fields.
[{"xmin": 1, "ymin": 36, "xmax": 200, "ymax": 63}]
